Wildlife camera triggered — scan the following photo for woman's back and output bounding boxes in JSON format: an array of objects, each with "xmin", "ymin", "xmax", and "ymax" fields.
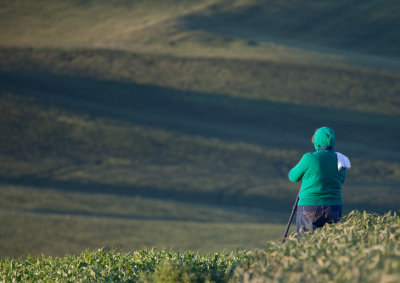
[
  {"xmin": 292, "ymin": 150, "xmax": 346, "ymax": 206},
  {"xmin": 288, "ymin": 126, "xmax": 350, "ymax": 233}
]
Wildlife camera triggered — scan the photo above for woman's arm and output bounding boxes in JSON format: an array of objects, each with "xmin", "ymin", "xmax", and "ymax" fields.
[{"xmin": 288, "ymin": 154, "xmax": 310, "ymax": 182}]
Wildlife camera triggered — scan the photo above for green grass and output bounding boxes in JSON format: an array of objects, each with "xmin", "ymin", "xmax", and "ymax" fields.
[
  {"xmin": 0, "ymin": 205, "xmax": 285, "ymax": 258},
  {"xmin": 0, "ymin": 185, "xmax": 288, "ymax": 257},
  {"xmin": 1, "ymin": 211, "xmax": 399, "ymax": 282}
]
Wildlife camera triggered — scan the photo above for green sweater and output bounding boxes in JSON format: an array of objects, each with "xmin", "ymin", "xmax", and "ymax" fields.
[{"xmin": 288, "ymin": 127, "xmax": 347, "ymax": 206}]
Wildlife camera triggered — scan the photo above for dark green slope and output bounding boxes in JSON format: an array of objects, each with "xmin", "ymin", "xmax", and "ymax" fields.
[{"xmin": 180, "ymin": 0, "xmax": 400, "ymax": 58}]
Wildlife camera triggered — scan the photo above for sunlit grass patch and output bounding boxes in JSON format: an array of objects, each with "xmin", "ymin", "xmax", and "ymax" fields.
[{"xmin": 233, "ymin": 211, "xmax": 400, "ymax": 282}]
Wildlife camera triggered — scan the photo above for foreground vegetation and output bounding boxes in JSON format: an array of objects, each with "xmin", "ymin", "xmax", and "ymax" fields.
[
  {"xmin": 234, "ymin": 210, "xmax": 400, "ymax": 282},
  {"xmin": 0, "ymin": 248, "xmax": 247, "ymax": 282},
  {"xmin": 1, "ymin": 211, "xmax": 399, "ymax": 282}
]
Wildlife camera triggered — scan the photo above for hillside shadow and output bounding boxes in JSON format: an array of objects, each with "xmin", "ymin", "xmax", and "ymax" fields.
[
  {"xmin": 0, "ymin": 175, "xmax": 392, "ymax": 216},
  {"xmin": 1, "ymin": 70, "xmax": 399, "ymax": 161},
  {"xmin": 178, "ymin": 1, "xmax": 400, "ymax": 58},
  {"xmin": 0, "ymin": 175, "xmax": 293, "ymax": 214}
]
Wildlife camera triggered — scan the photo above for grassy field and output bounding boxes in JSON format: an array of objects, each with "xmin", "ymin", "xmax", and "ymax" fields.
[
  {"xmin": 0, "ymin": 185, "xmax": 288, "ymax": 258},
  {"xmin": 1, "ymin": 0, "xmax": 400, "ymax": 259}
]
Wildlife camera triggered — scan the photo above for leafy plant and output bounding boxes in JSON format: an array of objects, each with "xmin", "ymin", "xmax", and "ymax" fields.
[{"xmin": 1, "ymin": 211, "xmax": 399, "ymax": 282}]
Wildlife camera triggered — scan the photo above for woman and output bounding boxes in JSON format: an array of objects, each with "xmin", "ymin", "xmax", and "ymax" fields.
[{"xmin": 288, "ymin": 126, "xmax": 351, "ymax": 233}]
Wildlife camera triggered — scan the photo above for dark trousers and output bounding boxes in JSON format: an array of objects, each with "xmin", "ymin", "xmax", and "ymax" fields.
[{"xmin": 296, "ymin": 205, "xmax": 342, "ymax": 234}]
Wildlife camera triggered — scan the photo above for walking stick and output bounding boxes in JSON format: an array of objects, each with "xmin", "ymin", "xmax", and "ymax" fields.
[{"xmin": 281, "ymin": 191, "xmax": 300, "ymax": 244}]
